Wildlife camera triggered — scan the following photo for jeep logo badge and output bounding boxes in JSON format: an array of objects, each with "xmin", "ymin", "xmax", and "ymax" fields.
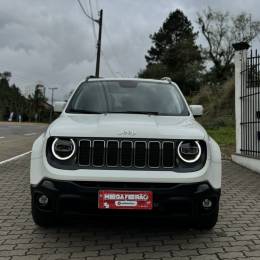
[{"xmin": 118, "ymin": 130, "xmax": 136, "ymax": 136}]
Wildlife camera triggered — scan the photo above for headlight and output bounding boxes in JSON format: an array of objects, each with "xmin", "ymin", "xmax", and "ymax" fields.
[
  {"xmin": 177, "ymin": 140, "xmax": 201, "ymax": 163},
  {"xmin": 51, "ymin": 138, "xmax": 76, "ymax": 160}
]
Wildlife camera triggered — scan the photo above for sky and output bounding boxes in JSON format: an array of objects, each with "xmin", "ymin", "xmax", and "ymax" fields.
[{"xmin": 0, "ymin": 0, "xmax": 260, "ymax": 101}]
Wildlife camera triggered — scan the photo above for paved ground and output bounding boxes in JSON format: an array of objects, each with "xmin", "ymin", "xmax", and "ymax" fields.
[
  {"xmin": 0, "ymin": 122, "xmax": 47, "ymax": 161},
  {"xmin": 1, "ymin": 122, "xmax": 260, "ymax": 259},
  {"xmin": 0, "ymin": 155, "xmax": 260, "ymax": 259}
]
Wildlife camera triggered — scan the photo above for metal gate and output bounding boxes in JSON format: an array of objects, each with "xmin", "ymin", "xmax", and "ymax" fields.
[{"xmin": 240, "ymin": 49, "xmax": 260, "ymax": 158}]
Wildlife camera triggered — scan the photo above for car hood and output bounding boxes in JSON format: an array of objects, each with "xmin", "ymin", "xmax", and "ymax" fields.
[{"xmin": 48, "ymin": 114, "xmax": 207, "ymax": 140}]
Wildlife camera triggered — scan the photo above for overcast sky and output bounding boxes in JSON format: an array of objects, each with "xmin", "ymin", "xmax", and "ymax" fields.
[{"xmin": 0, "ymin": 0, "xmax": 260, "ymax": 101}]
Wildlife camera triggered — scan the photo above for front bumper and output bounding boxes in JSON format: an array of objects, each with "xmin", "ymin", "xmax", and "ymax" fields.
[{"xmin": 31, "ymin": 179, "xmax": 220, "ymax": 218}]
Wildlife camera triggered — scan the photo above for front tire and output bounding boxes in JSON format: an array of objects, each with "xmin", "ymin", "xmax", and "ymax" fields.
[
  {"xmin": 31, "ymin": 203, "xmax": 57, "ymax": 227},
  {"xmin": 194, "ymin": 204, "xmax": 219, "ymax": 230}
]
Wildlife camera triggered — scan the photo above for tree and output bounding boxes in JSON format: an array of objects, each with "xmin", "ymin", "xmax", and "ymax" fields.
[
  {"xmin": 139, "ymin": 9, "xmax": 203, "ymax": 95},
  {"xmin": 197, "ymin": 8, "xmax": 260, "ymax": 81},
  {"xmin": 0, "ymin": 71, "xmax": 12, "ymax": 81},
  {"xmin": 0, "ymin": 73, "xmax": 50, "ymax": 122},
  {"xmin": 0, "ymin": 76, "xmax": 30, "ymax": 121}
]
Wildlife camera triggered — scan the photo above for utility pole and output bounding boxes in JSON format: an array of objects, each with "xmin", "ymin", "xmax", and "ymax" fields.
[
  {"xmin": 95, "ymin": 9, "xmax": 103, "ymax": 78},
  {"xmin": 48, "ymin": 87, "xmax": 58, "ymax": 122},
  {"xmin": 49, "ymin": 87, "xmax": 58, "ymax": 106},
  {"xmin": 76, "ymin": 1, "xmax": 103, "ymax": 77}
]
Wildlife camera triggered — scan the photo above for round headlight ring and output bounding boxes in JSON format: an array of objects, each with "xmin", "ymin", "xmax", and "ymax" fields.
[
  {"xmin": 51, "ymin": 138, "xmax": 76, "ymax": 160},
  {"xmin": 177, "ymin": 140, "xmax": 202, "ymax": 163}
]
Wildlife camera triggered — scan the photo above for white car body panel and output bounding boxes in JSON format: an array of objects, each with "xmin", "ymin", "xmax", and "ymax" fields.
[{"xmin": 49, "ymin": 114, "xmax": 206, "ymax": 140}]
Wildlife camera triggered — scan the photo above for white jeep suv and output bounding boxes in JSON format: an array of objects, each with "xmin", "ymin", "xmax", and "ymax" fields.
[{"xmin": 30, "ymin": 78, "xmax": 221, "ymax": 228}]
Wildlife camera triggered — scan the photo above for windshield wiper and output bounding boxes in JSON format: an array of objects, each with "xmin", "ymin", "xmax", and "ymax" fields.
[
  {"xmin": 68, "ymin": 109, "xmax": 103, "ymax": 114},
  {"xmin": 108, "ymin": 111, "xmax": 160, "ymax": 115}
]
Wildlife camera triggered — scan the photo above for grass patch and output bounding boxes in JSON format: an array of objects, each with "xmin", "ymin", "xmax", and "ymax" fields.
[
  {"xmin": 206, "ymin": 127, "xmax": 235, "ymax": 159},
  {"xmin": 207, "ymin": 127, "xmax": 235, "ymax": 145}
]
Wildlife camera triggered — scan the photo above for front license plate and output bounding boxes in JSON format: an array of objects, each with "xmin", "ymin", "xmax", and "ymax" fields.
[{"xmin": 98, "ymin": 190, "xmax": 153, "ymax": 210}]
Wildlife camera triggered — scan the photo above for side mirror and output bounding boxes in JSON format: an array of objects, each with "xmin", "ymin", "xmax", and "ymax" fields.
[
  {"xmin": 54, "ymin": 101, "xmax": 66, "ymax": 113},
  {"xmin": 190, "ymin": 105, "xmax": 203, "ymax": 117}
]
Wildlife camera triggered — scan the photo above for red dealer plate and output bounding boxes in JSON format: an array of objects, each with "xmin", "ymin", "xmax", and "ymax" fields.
[{"xmin": 98, "ymin": 190, "xmax": 153, "ymax": 210}]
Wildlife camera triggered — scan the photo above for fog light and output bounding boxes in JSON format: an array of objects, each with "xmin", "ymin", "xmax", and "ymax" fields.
[
  {"xmin": 202, "ymin": 198, "xmax": 212, "ymax": 209},
  {"xmin": 38, "ymin": 195, "xmax": 48, "ymax": 206}
]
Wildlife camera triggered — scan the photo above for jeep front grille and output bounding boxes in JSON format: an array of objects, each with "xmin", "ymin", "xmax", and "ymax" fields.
[{"xmin": 78, "ymin": 139, "xmax": 175, "ymax": 169}]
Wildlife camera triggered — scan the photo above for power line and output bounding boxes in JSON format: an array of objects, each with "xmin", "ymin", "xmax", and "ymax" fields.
[
  {"xmin": 76, "ymin": 0, "xmax": 96, "ymax": 48},
  {"xmin": 101, "ymin": 50, "xmax": 118, "ymax": 77},
  {"xmin": 82, "ymin": 0, "xmax": 90, "ymax": 17},
  {"xmin": 76, "ymin": 0, "xmax": 103, "ymax": 77},
  {"xmin": 95, "ymin": 0, "xmax": 100, "ymax": 11},
  {"xmin": 93, "ymin": 1, "xmax": 123, "ymax": 76},
  {"xmin": 103, "ymin": 24, "xmax": 124, "ymax": 76},
  {"xmin": 76, "ymin": 0, "xmax": 97, "ymax": 22},
  {"xmin": 88, "ymin": 0, "xmax": 97, "ymax": 41},
  {"xmin": 76, "ymin": 0, "xmax": 120, "ymax": 77},
  {"xmin": 90, "ymin": 0, "xmax": 122, "ymax": 77}
]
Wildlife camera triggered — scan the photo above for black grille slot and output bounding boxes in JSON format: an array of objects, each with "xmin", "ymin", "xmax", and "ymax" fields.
[
  {"xmin": 79, "ymin": 140, "xmax": 91, "ymax": 165},
  {"xmin": 162, "ymin": 142, "xmax": 174, "ymax": 167},
  {"xmin": 134, "ymin": 142, "xmax": 146, "ymax": 167},
  {"xmin": 121, "ymin": 141, "xmax": 132, "ymax": 167},
  {"xmin": 149, "ymin": 142, "xmax": 160, "ymax": 167},
  {"xmin": 107, "ymin": 141, "xmax": 119, "ymax": 166},
  {"xmin": 92, "ymin": 141, "xmax": 105, "ymax": 166}
]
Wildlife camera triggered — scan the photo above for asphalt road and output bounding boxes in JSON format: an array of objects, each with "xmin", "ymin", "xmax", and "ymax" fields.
[{"xmin": 0, "ymin": 122, "xmax": 47, "ymax": 162}]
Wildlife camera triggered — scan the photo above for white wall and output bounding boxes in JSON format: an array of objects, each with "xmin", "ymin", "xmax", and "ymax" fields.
[{"xmin": 232, "ymin": 154, "xmax": 260, "ymax": 174}]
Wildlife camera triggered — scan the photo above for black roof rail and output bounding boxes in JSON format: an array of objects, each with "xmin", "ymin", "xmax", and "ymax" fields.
[{"xmin": 86, "ymin": 75, "xmax": 99, "ymax": 81}]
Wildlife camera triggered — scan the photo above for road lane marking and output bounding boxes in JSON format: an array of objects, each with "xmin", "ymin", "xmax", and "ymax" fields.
[
  {"xmin": 0, "ymin": 137, "xmax": 5, "ymax": 139},
  {"xmin": 24, "ymin": 133, "xmax": 36, "ymax": 136},
  {"xmin": 0, "ymin": 151, "xmax": 31, "ymax": 165},
  {"xmin": 7, "ymin": 125, "xmax": 21, "ymax": 128}
]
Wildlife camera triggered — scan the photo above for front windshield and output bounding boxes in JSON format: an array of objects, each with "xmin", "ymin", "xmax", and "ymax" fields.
[{"xmin": 66, "ymin": 80, "xmax": 190, "ymax": 116}]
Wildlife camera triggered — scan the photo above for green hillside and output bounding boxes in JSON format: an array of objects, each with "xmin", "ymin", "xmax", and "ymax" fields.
[{"xmin": 190, "ymin": 79, "xmax": 235, "ymax": 158}]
